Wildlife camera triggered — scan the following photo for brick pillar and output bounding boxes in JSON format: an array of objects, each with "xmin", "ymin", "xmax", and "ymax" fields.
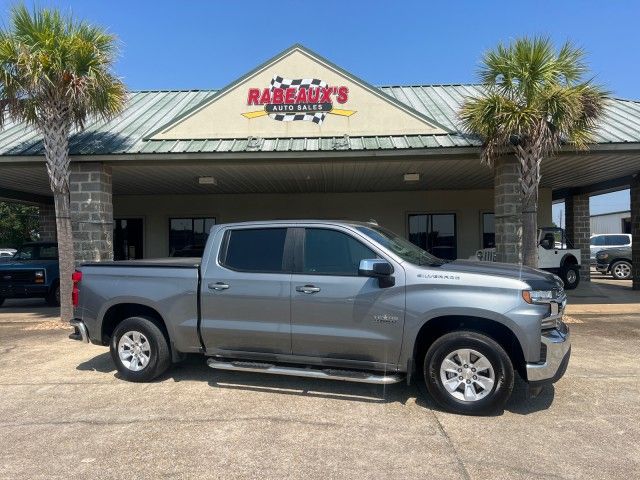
[
  {"xmin": 38, "ymin": 203, "xmax": 57, "ymax": 241},
  {"xmin": 564, "ymin": 193, "xmax": 590, "ymax": 282},
  {"xmin": 631, "ymin": 175, "xmax": 640, "ymax": 290},
  {"xmin": 70, "ymin": 163, "xmax": 113, "ymax": 264},
  {"xmin": 494, "ymin": 156, "xmax": 522, "ymax": 264}
]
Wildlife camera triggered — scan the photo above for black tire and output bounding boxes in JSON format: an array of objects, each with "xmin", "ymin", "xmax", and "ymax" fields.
[
  {"xmin": 610, "ymin": 260, "xmax": 632, "ymax": 280},
  {"xmin": 559, "ymin": 265, "xmax": 580, "ymax": 290},
  {"xmin": 45, "ymin": 282, "xmax": 60, "ymax": 306},
  {"xmin": 422, "ymin": 331, "xmax": 514, "ymax": 415},
  {"xmin": 0, "ymin": 297, "xmax": 4, "ymax": 307},
  {"xmin": 110, "ymin": 316, "xmax": 171, "ymax": 382}
]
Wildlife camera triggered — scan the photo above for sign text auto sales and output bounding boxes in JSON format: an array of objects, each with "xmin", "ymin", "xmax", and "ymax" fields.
[{"xmin": 247, "ymin": 85, "xmax": 349, "ymax": 113}]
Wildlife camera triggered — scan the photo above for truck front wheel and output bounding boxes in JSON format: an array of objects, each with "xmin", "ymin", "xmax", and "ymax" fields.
[
  {"xmin": 610, "ymin": 261, "xmax": 632, "ymax": 280},
  {"xmin": 45, "ymin": 282, "xmax": 60, "ymax": 306},
  {"xmin": 422, "ymin": 331, "xmax": 514, "ymax": 415},
  {"xmin": 559, "ymin": 265, "xmax": 580, "ymax": 289},
  {"xmin": 110, "ymin": 316, "xmax": 171, "ymax": 382}
]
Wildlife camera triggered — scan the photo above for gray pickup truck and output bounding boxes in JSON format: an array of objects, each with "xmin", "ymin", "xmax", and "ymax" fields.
[{"xmin": 70, "ymin": 220, "xmax": 570, "ymax": 415}]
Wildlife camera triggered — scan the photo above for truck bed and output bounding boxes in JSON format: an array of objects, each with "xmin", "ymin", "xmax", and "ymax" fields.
[{"xmin": 77, "ymin": 258, "xmax": 202, "ymax": 352}]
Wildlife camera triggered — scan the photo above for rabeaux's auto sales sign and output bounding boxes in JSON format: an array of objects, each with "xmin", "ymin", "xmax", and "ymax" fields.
[{"xmin": 242, "ymin": 75, "xmax": 356, "ymax": 125}]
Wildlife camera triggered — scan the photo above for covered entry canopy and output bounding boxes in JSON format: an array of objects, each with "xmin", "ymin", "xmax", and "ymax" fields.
[{"xmin": 0, "ymin": 44, "xmax": 639, "ymax": 281}]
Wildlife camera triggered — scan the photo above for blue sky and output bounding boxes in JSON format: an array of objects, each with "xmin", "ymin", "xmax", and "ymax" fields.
[
  {"xmin": 2, "ymin": 0, "xmax": 638, "ymax": 98},
  {"xmin": 1, "ymin": 0, "xmax": 635, "ymax": 215}
]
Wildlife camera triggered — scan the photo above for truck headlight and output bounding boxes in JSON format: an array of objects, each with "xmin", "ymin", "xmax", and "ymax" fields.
[
  {"xmin": 34, "ymin": 270, "xmax": 45, "ymax": 284},
  {"xmin": 522, "ymin": 290, "xmax": 555, "ymax": 304}
]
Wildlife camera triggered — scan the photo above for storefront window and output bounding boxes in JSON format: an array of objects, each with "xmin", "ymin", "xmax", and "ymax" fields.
[
  {"xmin": 169, "ymin": 217, "xmax": 216, "ymax": 257},
  {"xmin": 482, "ymin": 213, "xmax": 495, "ymax": 248},
  {"xmin": 408, "ymin": 213, "xmax": 457, "ymax": 260}
]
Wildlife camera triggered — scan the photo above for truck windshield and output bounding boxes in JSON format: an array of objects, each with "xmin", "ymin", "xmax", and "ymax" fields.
[{"xmin": 355, "ymin": 226, "xmax": 446, "ymax": 267}]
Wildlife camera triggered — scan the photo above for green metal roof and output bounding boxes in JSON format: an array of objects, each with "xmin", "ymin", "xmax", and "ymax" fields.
[{"xmin": 1, "ymin": 85, "xmax": 639, "ymax": 156}]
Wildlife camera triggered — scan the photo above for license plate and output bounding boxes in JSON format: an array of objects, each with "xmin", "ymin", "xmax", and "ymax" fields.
[{"xmin": 550, "ymin": 303, "xmax": 559, "ymax": 315}]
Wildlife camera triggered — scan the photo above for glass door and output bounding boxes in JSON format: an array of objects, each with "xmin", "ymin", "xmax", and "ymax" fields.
[{"xmin": 114, "ymin": 218, "xmax": 144, "ymax": 260}]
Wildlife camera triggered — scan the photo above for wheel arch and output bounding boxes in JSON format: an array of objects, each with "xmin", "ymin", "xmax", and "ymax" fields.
[
  {"xmin": 610, "ymin": 257, "xmax": 632, "ymax": 266},
  {"xmin": 101, "ymin": 303, "xmax": 170, "ymax": 350},
  {"xmin": 411, "ymin": 315, "xmax": 527, "ymax": 380},
  {"xmin": 560, "ymin": 254, "xmax": 578, "ymax": 268}
]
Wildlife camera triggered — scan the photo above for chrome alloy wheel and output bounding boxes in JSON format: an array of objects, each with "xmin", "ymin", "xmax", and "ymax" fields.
[
  {"xmin": 613, "ymin": 262, "xmax": 631, "ymax": 279},
  {"xmin": 439, "ymin": 348, "xmax": 496, "ymax": 402},
  {"xmin": 565, "ymin": 269, "xmax": 577, "ymax": 284},
  {"xmin": 118, "ymin": 331, "xmax": 151, "ymax": 371}
]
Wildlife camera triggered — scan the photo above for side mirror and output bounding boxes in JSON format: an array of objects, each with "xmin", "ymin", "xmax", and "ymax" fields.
[
  {"xmin": 359, "ymin": 259, "xmax": 395, "ymax": 288},
  {"xmin": 359, "ymin": 259, "xmax": 392, "ymax": 277}
]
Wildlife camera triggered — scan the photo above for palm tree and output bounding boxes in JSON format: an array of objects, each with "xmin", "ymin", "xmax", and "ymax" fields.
[
  {"xmin": 0, "ymin": 5, "xmax": 126, "ymax": 320},
  {"xmin": 460, "ymin": 37, "xmax": 607, "ymax": 268}
]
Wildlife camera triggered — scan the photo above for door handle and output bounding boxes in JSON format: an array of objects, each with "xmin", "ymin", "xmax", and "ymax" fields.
[
  {"xmin": 208, "ymin": 282, "xmax": 229, "ymax": 291},
  {"xmin": 296, "ymin": 285, "xmax": 321, "ymax": 294}
]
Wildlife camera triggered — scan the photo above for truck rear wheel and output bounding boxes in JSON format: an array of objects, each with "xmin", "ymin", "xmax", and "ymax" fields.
[
  {"xmin": 422, "ymin": 331, "xmax": 514, "ymax": 415},
  {"xmin": 110, "ymin": 316, "xmax": 171, "ymax": 382},
  {"xmin": 559, "ymin": 265, "xmax": 580, "ymax": 289}
]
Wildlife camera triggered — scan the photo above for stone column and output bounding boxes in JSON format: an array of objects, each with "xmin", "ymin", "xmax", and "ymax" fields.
[
  {"xmin": 564, "ymin": 193, "xmax": 591, "ymax": 282},
  {"xmin": 38, "ymin": 203, "xmax": 57, "ymax": 241},
  {"xmin": 494, "ymin": 156, "xmax": 522, "ymax": 264},
  {"xmin": 631, "ymin": 174, "xmax": 640, "ymax": 290},
  {"xmin": 69, "ymin": 163, "xmax": 114, "ymax": 264}
]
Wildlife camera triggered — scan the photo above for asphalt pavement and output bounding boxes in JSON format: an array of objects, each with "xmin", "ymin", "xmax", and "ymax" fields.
[{"xmin": 0, "ymin": 297, "xmax": 638, "ymax": 479}]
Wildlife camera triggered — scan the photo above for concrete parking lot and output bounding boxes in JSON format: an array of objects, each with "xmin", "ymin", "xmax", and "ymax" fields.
[{"xmin": 0, "ymin": 290, "xmax": 639, "ymax": 479}]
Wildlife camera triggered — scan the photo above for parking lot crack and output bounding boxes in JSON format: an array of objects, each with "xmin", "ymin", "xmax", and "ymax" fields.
[{"xmin": 430, "ymin": 412, "xmax": 471, "ymax": 480}]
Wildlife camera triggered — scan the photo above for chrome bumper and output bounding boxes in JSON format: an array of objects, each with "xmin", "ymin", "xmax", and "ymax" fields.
[
  {"xmin": 526, "ymin": 322, "xmax": 571, "ymax": 383},
  {"xmin": 69, "ymin": 319, "xmax": 89, "ymax": 343}
]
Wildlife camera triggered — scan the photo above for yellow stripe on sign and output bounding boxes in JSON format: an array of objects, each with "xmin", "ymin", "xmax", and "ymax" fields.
[
  {"xmin": 241, "ymin": 110, "xmax": 268, "ymax": 119},
  {"xmin": 329, "ymin": 109, "xmax": 357, "ymax": 117}
]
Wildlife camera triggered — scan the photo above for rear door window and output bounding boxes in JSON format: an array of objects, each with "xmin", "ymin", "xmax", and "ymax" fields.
[
  {"xmin": 222, "ymin": 228, "xmax": 288, "ymax": 273},
  {"xmin": 590, "ymin": 236, "xmax": 605, "ymax": 246}
]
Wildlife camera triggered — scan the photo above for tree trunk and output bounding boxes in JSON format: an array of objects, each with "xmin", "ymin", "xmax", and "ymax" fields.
[
  {"xmin": 53, "ymin": 193, "xmax": 74, "ymax": 321},
  {"xmin": 41, "ymin": 110, "xmax": 73, "ymax": 321},
  {"xmin": 517, "ymin": 147, "xmax": 542, "ymax": 268}
]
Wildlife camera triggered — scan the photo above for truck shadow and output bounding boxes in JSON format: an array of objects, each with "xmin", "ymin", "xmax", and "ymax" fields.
[{"xmin": 77, "ymin": 352, "xmax": 555, "ymax": 414}]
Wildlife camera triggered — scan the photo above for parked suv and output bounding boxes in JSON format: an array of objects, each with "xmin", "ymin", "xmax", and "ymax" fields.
[
  {"xmin": 69, "ymin": 220, "xmax": 570, "ymax": 415},
  {"xmin": 590, "ymin": 234, "xmax": 631, "ymax": 264},
  {"xmin": 596, "ymin": 246, "xmax": 632, "ymax": 280}
]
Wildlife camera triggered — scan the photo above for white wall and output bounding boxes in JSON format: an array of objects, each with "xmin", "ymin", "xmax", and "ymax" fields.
[
  {"xmin": 114, "ymin": 188, "xmax": 552, "ymax": 259},
  {"xmin": 591, "ymin": 211, "xmax": 631, "ymax": 234}
]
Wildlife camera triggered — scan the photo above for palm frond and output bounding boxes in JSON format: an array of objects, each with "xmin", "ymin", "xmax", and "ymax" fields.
[
  {"xmin": 460, "ymin": 36, "xmax": 608, "ymax": 163},
  {"xmin": 0, "ymin": 4, "xmax": 126, "ymax": 130}
]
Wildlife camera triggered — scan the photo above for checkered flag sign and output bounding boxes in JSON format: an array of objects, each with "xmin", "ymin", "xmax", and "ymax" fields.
[{"xmin": 269, "ymin": 75, "xmax": 328, "ymax": 124}]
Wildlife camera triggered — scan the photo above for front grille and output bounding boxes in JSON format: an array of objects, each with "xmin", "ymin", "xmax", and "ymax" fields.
[{"xmin": 0, "ymin": 270, "xmax": 36, "ymax": 285}]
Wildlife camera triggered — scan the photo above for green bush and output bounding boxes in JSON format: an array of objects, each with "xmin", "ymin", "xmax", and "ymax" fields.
[{"xmin": 0, "ymin": 202, "xmax": 39, "ymax": 248}]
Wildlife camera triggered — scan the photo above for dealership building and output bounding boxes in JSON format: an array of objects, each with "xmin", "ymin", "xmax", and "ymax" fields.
[{"xmin": 0, "ymin": 45, "xmax": 639, "ymax": 285}]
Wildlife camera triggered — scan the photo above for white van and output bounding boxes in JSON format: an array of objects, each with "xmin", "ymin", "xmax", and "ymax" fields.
[{"xmin": 590, "ymin": 234, "xmax": 632, "ymax": 263}]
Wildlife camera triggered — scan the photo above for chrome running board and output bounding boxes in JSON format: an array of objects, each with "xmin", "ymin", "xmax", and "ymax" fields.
[{"xmin": 206, "ymin": 359, "xmax": 404, "ymax": 385}]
